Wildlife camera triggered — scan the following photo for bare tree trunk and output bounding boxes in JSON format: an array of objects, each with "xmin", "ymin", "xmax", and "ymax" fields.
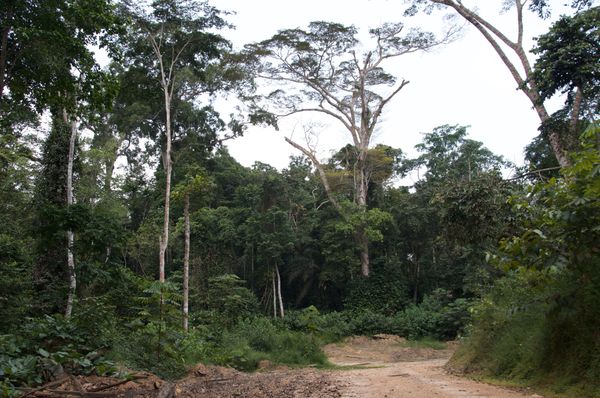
[
  {"xmin": 413, "ymin": 258, "xmax": 420, "ymax": 304},
  {"xmin": 355, "ymin": 154, "xmax": 371, "ymax": 276},
  {"xmin": 104, "ymin": 157, "xmax": 115, "ymax": 194},
  {"xmin": 356, "ymin": 229, "xmax": 370, "ymax": 277},
  {"xmin": 275, "ymin": 264, "xmax": 284, "ymax": 318},
  {"xmin": 272, "ymin": 271, "xmax": 277, "ymax": 318},
  {"xmin": 64, "ymin": 111, "xmax": 77, "ymax": 319},
  {"xmin": 251, "ymin": 244, "xmax": 255, "ymax": 290},
  {"xmin": 158, "ymin": 89, "xmax": 173, "ymax": 283},
  {"xmin": 149, "ymin": 33, "xmax": 184, "ymax": 285},
  {"xmin": 183, "ymin": 193, "xmax": 190, "ymax": 332},
  {"xmin": 285, "ymin": 137, "xmax": 341, "ymax": 212},
  {"xmin": 569, "ymin": 87, "xmax": 583, "ymax": 147}
]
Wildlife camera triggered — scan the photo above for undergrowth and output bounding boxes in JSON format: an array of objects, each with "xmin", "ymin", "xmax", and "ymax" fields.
[
  {"xmin": 0, "ymin": 277, "xmax": 469, "ymax": 394},
  {"xmin": 449, "ymin": 271, "xmax": 600, "ymax": 398}
]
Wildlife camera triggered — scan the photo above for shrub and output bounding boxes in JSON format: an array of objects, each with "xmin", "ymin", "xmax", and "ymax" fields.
[
  {"xmin": 390, "ymin": 305, "xmax": 437, "ymax": 339},
  {"xmin": 282, "ymin": 306, "xmax": 351, "ymax": 342},
  {"xmin": 390, "ymin": 290, "xmax": 473, "ymax": 340},
  {"xmin": 347, "ymin": 310, "xmax": 393, "ymax": 335},
  {"xmin": 194, "ymin": 274, "xmax": 259, "ymax": 328},
  {"xmin": 450, "ymin": 272, "xmax": 555, "ymax": 379},
  {"xmin": 0, "ymin": 314, "xmax": 118, "ymax": 395},
  {"xmin": 209, "ymin": 316, "xmax": 328, "ymax": 371},
  {"xmin": 344, "ymin": 259, "xmax": 410, "ymax": 315}
]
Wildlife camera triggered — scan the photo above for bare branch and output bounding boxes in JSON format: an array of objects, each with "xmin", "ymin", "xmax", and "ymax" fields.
[
  {"xmin": 369, "ymin": 79, "xmax": 410, "ymax": 132},
  {"xmin": 285, "ymin": 136, "xmax": 342, "ymax": 212},
  {"xmin": 436, "ymin": 0, "xmax": 517, "ymax": 49}
]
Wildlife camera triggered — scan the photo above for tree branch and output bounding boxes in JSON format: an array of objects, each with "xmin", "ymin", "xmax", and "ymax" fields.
[
  {"xmin": 369, "ymin": 79, "xmax": 410, "ymax": 131},
  {"xmin": 284, "ymin": 136, "xmax": 342, "ymax": 212}
]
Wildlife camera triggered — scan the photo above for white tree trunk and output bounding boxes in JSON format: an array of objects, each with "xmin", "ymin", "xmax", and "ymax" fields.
[
  {"xmin": 272, "ymin": 271, "xmax": 277, "ymax": 318},
  {"xmin": 149, "ymin": 33, "xmax": 183, "ymax": 286},
  {"xmin": 159, "ymin": 86, "xmax": 173, "ymax": 283},
  {"xmin": 64, "ymin": 111, "xmax": 77, "ymax": 319},
  {"xmin": 183, "ymin": 193, "xmax": 190, "ymax": 332},
  {"xmin": 413, "ymin": 258, "xmax": 420, "ymax": 304},
  {"xmin": 275, "ymin": 264, "xmax": 284, "ymax": 318}
]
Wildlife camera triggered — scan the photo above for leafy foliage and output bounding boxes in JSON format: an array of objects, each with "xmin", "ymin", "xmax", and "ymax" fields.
[
  {"xmin": 456, "ymin": 129, "xmax": 600, "ymax": 396},
  {"xmin": 1, "ymin": 0, "xmax": 598, "ymax": 394},
  {"xmin": 0, "ymin": 313, "xmax": 119, "ymax": 393}
]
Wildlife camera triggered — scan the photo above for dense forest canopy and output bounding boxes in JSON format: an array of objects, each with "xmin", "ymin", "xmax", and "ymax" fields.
[{"xmin": 0, "ymin": 0, "xmax": 598, "ymax": 396}]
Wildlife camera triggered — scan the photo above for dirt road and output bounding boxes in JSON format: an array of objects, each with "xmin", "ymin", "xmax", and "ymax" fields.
[
  {"xmin": 325, "ymin": 335, "xmax": 542, "ymax": 398},
  {"xmin": 29, "ymin": 336, "xmax": 544, "ymax": 397}
]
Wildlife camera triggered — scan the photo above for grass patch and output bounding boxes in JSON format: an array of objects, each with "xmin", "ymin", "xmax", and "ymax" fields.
[{"xmin": 399, "ymin": 337, "xmax": 447, "ymax": 350}]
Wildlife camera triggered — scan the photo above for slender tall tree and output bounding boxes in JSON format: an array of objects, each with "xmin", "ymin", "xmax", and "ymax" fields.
[{"xmin": 124, "ymin": 0, "xmax": 230, "ymax": 283}]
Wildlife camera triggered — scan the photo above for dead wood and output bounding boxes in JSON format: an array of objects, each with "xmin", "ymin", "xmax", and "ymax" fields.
[
  {"xmin": 87, "ymin": 375, "xmax": 148, "ymax": 392},
  {"xmin": 20, "ymin": 377, "xmax": 70, "ymax": 397}
]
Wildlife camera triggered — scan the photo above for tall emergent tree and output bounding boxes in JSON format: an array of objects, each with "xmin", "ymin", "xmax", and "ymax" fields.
[
  {"xmin": 405, "ymin": 0, "xmax": 597, "ymax": 167},
  {"xmin": 124, "ymin": 0, "xmax": 231, "ymax": 284},
  {"xmin": 245, "ymin": 21, "xmax": 454, "ymax": 276}
]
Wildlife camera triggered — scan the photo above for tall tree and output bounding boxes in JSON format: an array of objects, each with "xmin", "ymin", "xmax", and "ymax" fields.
[
  {"xmin": 404, "ymin": 125, "xmax": 513, "ymax": 296},
  {"xmin": 532, "ymin": 6, "xmax": 600, "ymax": 150},
  {"xmin": 245, "ymin": 21, "xmax": 453, "ymax": 276},
  {"xmin": 124, "ymin": 0, "xmax": 231, "ymax": 283},
  {"xmin": 405, "ymin": 0, "xmax": 596, "ymax": 167},
  {"xmin": 173, "ymin": 172, "xmax": 212, "ymax": 331},
  {"xmin": 0, "ymin": 0, "xmax": 119, "ymax": 119},
  {"xmin": 14, "ymin": 0, "xmax": 122, "ymax": 316}
]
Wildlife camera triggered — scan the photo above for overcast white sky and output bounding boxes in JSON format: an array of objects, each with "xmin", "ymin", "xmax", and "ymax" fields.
[{"xmin": 210, "ymin": 0, "xmax": 572, "ymax": 180}]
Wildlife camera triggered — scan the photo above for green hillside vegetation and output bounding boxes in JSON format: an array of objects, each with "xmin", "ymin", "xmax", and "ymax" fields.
[{"xmin": 0, "ymin": 1, "xmax": 598, "ymax": 397}]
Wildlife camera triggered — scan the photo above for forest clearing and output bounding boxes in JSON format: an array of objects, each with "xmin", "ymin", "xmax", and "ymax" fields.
[
  {"xmin": 1, "ymin": 0, "xmax": 599, "ymax": 397},
  {"xmin": 16, "ymin": 336, "xmax": 543, "ymax": 397}
]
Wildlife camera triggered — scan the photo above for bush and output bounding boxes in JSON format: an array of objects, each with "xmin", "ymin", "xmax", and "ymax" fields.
[
  {"xmin": 389, "ymin": 290, "xmax": 473, "ymax": 340},
  {"xmin": 313, "ymin": 311, "xmax": 352, "ymax": 342},
  {"xmin": 451, "ymin": 139, "xmax": 600, "ymax": 397},
  {"xmin": 0, "ymin": 314, "xmax": 118, "ymax": 395},
  {"xmin": 208, "ymin": 316, "xmax": 328, "ymax": 371},
  {"xmin": 390, "ymin": 305, "xmax": 437, "ymax": 339},
  {"xmin": 281, "ymin": 306, "xmax": 351, "ymax": 343},
  {"xmin": 460, "ymin": 273, "xmax": 548, "ymax": 378},
  {"xmin": 347, "ymin": 310, "xmax": 393, "ymax": 335},
  {"xmin": 283, "ymin": 297, "xmax": 472, "ymax": 343},
  {"xmin": 194, "ymin": 274, "xmax": 259, "ymax": 329},
  {"xmin": 344, "ymin": 259, "xmax": 410, "ymax": 315}
]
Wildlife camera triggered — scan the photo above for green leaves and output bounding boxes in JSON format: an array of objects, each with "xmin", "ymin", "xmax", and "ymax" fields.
[
  {"xmin": 411, "ymin": 125, "xmax": 508, "ymax": 184},
  {"xmin": 1, "ymin": 0, "xmax": 121, "ymax": 116},
  {"xmin": 494, "ymin": 131, "xmax": 600, "ymax": 273}
]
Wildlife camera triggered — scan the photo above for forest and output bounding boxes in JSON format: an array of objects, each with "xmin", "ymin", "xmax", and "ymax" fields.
[{"xmin": 0, "ymin": 0, "xmax": 599, "ymax": 397}]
